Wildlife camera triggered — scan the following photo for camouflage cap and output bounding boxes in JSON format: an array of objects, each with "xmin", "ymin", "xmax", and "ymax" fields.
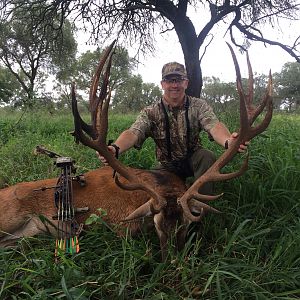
[{"xmin": 161, "ymin": 62, "xmax": 187, "ymax": 79}]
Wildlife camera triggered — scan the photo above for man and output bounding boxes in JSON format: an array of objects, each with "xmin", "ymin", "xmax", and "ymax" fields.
[{"xmin": 99, "ymin": 62, "xmax": 248, "ymax": 194}]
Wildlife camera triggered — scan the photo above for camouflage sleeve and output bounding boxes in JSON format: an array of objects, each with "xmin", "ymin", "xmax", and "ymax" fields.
[
  {"xmin": 194, "ymin": 98, "xmax": 219, "ymax": 132},
  {"xmin": 128, "ymin": 109, "xmax": 151, "ymax": 149}
]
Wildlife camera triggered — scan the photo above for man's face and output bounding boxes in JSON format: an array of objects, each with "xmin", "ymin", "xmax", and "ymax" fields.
[{"xmin": 161, "ymin": 76, "xmax": 189, "ymax": 107}]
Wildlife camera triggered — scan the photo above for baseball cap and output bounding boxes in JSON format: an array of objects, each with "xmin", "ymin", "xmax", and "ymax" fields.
[{"xmin": 161, "ymin": 62, "xmax": 187, "ymax": 79}]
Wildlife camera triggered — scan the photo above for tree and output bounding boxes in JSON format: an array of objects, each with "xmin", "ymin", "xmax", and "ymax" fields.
[
  {"xmin": 1, "ymin": 1, "xmax": 299, "ymax": 98},
  {"xmin": 0, "ymin": 66, "xmax": 22, "ymax": 105},
  {"xmin": 54, "ymin": 45, "xmax": 161, "ymax": 112},
  {"xmin": 201, "ymin": 76, "xmax": 237, "ymax": 113},
  {"xmin": 113, "ymin": 75, "xmax": 161, "ymax": 112},
  {"xmin": 275, "ymin": 62, "xmax": 300, "ymax": 111},
  {"xmin": 139, "ymin": 82, "xmax": 162, "ymax": 107},
  {"xmin": 0, "ymin": 2, "xmax": 77, "ymax": 108},
  {"xmin": 201, "ymin": 73, "xmax": 278, "ymax": 113},
  {"xmin": 55, "ymin": 46, "xmax": 136, "ymax": 110}
]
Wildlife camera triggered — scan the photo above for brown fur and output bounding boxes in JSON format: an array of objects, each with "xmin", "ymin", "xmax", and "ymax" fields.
[{"xmin": 0, "ymin": 166, "xmax": 187, "ymax": 247}]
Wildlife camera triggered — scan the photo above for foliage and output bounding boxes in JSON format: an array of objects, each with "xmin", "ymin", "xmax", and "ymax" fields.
[
  {"xmin": 0, "ymin": 66, "xmax": 22, "ymax": 104},
  {"xmin": 0, "ymin": 110, "xmax": 152, "ymax": 184},
  {"xmin": 1, "ymin": 0, "xmax": 299, "ymax": 97},
  {"xmin": 201, "ymin": 76, "xmax": 237, "ymax": 114},
  {"xmin": 55, "ymin": 45, "xmax": 135, "ymax": 110},
  {"xmin": 0, "ymin": 110, "xmax": 299, "ymax": 299},
  {"xmin": 113, "ymin": 74, "xmax": 162, "ymax": 113},
  {"xmin": 201, "ymin": 73, "xmax": 275, "ymax": 114},
  {"xmin": 274, "ymin": 62, "xmax": 300, "ymax": 111},
  {"xmin": 1, "ymin": 2, "xmax": 299, "ymax": 112},
  {"xmin": 54, "ymin": 46, "xmax": 161, "ymax": 112},
  {"xmin": 57, "ymin": 46, "xmax": 133, "ymax": 89},
  {"xmin": 0, "ymin": 1, "xmax": 77, "ymax": 108}
]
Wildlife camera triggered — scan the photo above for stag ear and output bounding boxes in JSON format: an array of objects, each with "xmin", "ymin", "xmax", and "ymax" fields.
[
  {"xmin": 189, "ymin": 199, "xmax": 221, "ymax": 214},
  {"xmin": 123, "ymin": 200, "xmax": 154, "ymax": 222}
]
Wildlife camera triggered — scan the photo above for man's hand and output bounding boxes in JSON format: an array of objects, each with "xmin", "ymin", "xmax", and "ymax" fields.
[
  {"xmin": 96, "ymin": 146, "xmax": 116, "ymax": 166},
  {"xmin": 227, "ymin": 132, "xmax": 250, "ymax": 153},
  {"xmin": 96, "ymin": 129, "xmax": 137, "ymax": 165}
]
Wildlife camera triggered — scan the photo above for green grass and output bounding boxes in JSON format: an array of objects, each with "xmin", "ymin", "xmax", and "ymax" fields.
[{"xmin": 0, "ymin": 109, "xmax": 300, "ymax": 299}]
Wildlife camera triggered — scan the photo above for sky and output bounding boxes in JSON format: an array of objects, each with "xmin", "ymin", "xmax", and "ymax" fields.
[
  {"xmin": 132, "ymin": 17, "xmax": 300, "ymax": 86},
  {"xmin": 134, "ymin": 30, "xmax": 298, "ymax": 85},
  {"xmin": 77, "ymin": 7, "xmax": 300, "ymax": 86}
]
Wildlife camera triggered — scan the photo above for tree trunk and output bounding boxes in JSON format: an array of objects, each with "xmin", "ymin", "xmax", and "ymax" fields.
[
  {"xmin": 184, "ymin": 47, "xmax": 202, "ymax": 98},
  {"xmin": 174, "ymin": 15, "xmax": 202, "ymax": 98}
]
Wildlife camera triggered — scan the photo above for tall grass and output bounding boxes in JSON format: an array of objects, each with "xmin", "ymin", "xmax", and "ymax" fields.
[{"xmin": 0, "ymin": 109, "xmax": 299, "ymax": 299}]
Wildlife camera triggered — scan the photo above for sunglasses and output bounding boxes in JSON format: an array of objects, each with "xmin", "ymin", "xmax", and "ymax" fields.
[{"xmin": 162, "ymin": 77, "xmax": 186, "ymax": 84}]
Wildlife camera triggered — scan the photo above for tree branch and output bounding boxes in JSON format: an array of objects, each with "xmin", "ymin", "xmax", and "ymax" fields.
[{"xmin": 235, "ymin": 21, "xmax": 300, "ymax": 62}]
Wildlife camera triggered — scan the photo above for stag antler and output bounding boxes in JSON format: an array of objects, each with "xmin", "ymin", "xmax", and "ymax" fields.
[
  {"xmin": 178, "ymin": 43, "xmax": 273, "ymax": 222},
  {"xmin": 71, "ymin": 41, "xmax": 166, "ymax": 213}
]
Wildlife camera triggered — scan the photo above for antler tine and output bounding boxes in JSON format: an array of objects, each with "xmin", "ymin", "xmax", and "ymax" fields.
[
  {"xmin": 71, "ymin": 83, "xmax": 95, "ymax": 141},
  {"xmin": 227, "ymin": 43, "xmax": 273, "ymax": 133},
  {"xmin": 245, "ymin": 50, "xmax": 273, "ymax": 128},
  {"xmin": 71, "ymin": 42, "xmax": 166, "ymax": 213},
  {"xmin": 70, "ymin": 41, "xmax": 116, "ymax": 141},
  {"xmin": 226, "ymin": 44, "xmax": 254, "ymax": 117},
  {"xmin": 90, "ymin": 40, "xmax": 116, "ymax": 142},
  {"xmin": 246, "ymin": 51, "xmax": 254, "ymax": 109},
  {"xmin": 89, "ymin": 40, "xmax": 116, "ymax": 122},
  {"xmin": 178, "ymin": 45, "xmax": 273, "ymax": 222},
  {"xmin": 98, "ymin": 56, "xmax": 114, "ymax": 141},
  {"xmin": 226, "ymin": 43, "xmax": 249, "ymax": 137},
  {"xmin": 178, "ymin": 157, "xmax": 249, "ymax": 222}
]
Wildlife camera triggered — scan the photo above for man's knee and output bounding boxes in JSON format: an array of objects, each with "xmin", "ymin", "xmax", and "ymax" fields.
[
  {"xmin": 203, "ymin": 149, "xmax": 216, "ymax": 166},
  {"xmin": 191, "ymin": 148, "xmax": 216, "ymax": 173}
]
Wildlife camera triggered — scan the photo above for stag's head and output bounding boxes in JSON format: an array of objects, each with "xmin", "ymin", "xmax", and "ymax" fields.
[{"xmin": 71, "ymin": 41, "xmax": 273, "ymax": 261}]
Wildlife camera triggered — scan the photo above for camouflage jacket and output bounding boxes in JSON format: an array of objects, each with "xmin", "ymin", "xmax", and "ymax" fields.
[{"xmin": 129, "ymin": 95, "xmax": 219, "ymax": 164}]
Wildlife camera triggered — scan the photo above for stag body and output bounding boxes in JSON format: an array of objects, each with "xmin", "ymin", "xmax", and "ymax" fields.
[{"xmin": 0, "ymin": 167, "xmax": 188, "ymax": 250}]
